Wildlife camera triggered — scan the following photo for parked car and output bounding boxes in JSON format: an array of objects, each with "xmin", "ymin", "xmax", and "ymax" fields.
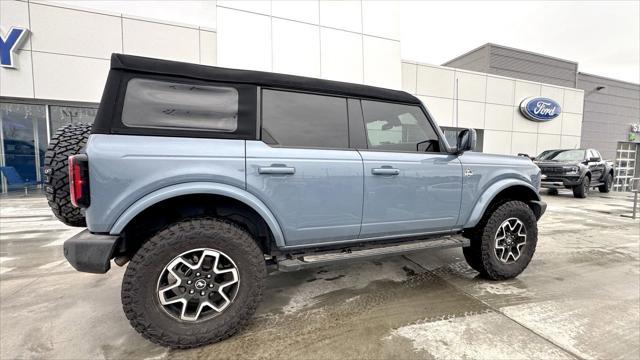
[
  {"xmin": 47, "ymin": 54, "xmax": 546, "ymax": 348},
  {"xmin": 534, "ymin": 148, "xmax": 614, "ymax": 198}
]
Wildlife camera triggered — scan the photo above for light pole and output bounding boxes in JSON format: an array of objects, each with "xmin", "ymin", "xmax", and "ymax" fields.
[{"xmin": 585, "ymin": 85, "xmax": 606, "ymax": 98}]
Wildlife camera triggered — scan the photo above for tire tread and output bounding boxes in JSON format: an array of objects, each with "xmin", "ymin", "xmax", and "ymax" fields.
[
  {"xmin": 121, "ymin": 217, "xmax": 266, "ymax": 349},
  {"xmin": 44, "ymin": 124, "xmax": 92, "ymax": 226},
  {"xmin": 463, "ymin": 200, "xmax": 537, "ymax": 280}
]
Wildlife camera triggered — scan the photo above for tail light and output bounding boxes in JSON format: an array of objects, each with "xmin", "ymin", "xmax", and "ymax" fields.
[{"xmin": 69, "ymin": 154, "xmax": 90, "ymax": 208}]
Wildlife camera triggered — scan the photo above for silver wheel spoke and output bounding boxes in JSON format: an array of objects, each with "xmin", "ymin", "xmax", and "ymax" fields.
[{"xmin": 501, "ymin": 248, "xmax": 510, "ymax": 262}]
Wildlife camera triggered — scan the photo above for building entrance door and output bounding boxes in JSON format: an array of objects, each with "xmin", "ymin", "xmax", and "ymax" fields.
[{"xmin": 0, "ymin": 103, "xmax": 47, "ymax": 193}]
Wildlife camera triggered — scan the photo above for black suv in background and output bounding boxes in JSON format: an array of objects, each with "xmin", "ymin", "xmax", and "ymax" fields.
[{"xmin": 534, "ymin": 148, "xmax": 614, "ymax": 198}]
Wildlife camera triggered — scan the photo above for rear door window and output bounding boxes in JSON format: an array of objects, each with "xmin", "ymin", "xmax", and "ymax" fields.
[
  {"xmin": 261, "ymin": 89, "xmax": 349, "ymax": 148},
  {"xmin": 122, "ymin": 78, "xmax": 239, "ymax": 132}
]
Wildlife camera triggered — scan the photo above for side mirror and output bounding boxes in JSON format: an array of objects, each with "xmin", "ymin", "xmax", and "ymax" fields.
[
  {"xmin": 456, "ymin": 128, "xmax": 476, "ymax": 155},
  {"xmin": 517, "ymin": 153, "xmax": 532, "ymax": 159}
]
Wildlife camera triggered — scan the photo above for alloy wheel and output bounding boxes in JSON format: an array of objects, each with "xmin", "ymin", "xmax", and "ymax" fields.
[
  {"xmin": 494, "ymin": 218, "xmax": 527, "ymax": 264},
  {"xmin": 156, "ymin": 248, "xmax": 240, "ymax": 322},
  {"xmin": 584, "ymin": 178, "xmax": 590, "ymax": 193}
]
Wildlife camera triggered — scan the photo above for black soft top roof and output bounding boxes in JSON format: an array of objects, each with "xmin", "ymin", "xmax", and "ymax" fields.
[{"xmin": 110, "ymin": 53, "xmax": 421, "ymax": 104}]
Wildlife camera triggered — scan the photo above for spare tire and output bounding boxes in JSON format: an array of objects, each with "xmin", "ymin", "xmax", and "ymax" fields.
[{"xmin": 44, "ymin": 123, "xmax": 92, "ymax": 227}]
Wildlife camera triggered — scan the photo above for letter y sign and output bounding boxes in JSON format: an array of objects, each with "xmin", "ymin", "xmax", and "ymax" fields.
[{"xmin": 1, "ymin": 27, "xmax": 29, "ymax": 68}]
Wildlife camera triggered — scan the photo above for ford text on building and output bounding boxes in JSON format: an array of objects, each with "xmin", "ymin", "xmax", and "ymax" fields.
[{"xmin": 519, "ymin": 97, "xmax": 561, "ymax": 122}]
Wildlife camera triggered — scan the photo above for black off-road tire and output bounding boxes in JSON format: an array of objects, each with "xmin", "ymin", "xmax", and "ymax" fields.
[
  {"xmin": 572, "ymin": 175, "xmax": 590, "ymax": 198},
  {"xmin": 598, "ymin": 173, "xmax": 613, "ymax": 193},
  {"xmin": 44, "ymin": 123, "xmax": 92, "ymax": 227},
  {"xmin": 462, "ymin": 201, "xmax": 537, "ymax": 280},
  {"xmin": 122, "ymin": 218, "xmax": 266, "ymax": 349},
  {"xmin": 462, "ymin": 241, "xmax": 485, "ymax": 275}
]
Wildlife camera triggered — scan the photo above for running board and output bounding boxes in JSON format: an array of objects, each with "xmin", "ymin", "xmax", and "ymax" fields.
[{"xmin": 277, "ymin": 235, "xmax": 469, "ymax": 272}]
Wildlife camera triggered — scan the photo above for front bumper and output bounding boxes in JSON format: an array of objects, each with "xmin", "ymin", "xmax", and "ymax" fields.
[
  {"xmin": 540, "ymin": 175, "xmax": 582, "ymax": 188},
  {"xmin": 63, "ymin": 229, "xmax": 119, "ymax": 273},
  {"xmin": 529, "ymin": 200, "xmax": 547, "ymax": 220}
]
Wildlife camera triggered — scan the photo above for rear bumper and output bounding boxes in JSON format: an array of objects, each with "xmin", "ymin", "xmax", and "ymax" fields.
[{"xmin": 63, "ymin": 229, "xmax": 119, "ymax": 273}]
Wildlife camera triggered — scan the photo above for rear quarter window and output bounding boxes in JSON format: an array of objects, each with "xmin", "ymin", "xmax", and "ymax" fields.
[{"xmin": 121, "ymin": 78, "xmax": 239, "ymax": 132}]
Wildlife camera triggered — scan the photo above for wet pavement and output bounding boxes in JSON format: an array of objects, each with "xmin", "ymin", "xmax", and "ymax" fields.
[{"xmin": 1, "ymin": 190, "xmax": 639, "ymax": 359}]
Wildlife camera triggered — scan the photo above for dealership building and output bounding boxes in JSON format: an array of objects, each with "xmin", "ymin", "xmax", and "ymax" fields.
[{"xmin": 1, "ymin": 0, "xmax": 639, "ymax": 194}]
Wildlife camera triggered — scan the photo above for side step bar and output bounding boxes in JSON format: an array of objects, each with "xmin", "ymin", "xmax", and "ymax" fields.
[{"xmin": 277, "ymin": 235, "xmax": 469, "ymax": 272}]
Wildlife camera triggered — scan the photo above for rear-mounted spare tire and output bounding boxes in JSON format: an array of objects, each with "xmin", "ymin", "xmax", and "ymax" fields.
[{"xmin": 44, "ymin": 123, "xmax": 92, "ymax": 227}]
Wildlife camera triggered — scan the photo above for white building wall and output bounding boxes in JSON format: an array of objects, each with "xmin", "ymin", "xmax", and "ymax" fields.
[
  {"xmin": 0, "ymin": 0, "xmax": 217, "ymax": 103},
  {"xmin": 2, "ymin": 0, "xmax": 582, "ymax": 157},
  {"xmin": 402, "ymin": 61, "xmax": 584, "ymax": 156},
  {"xmin": 216, "ymin": 0, "xmax": 401, "ymax": 89}
]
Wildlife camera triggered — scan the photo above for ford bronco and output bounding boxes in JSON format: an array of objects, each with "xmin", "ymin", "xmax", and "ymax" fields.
[{"xmin": 46, "ymin": 54, "xmax": 546, "ymax": 348}]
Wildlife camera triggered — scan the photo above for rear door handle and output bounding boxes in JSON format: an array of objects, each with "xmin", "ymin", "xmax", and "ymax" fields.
[
  {"xmin": 258, "ymin": 166, "xmax": 296, "ymax": 175},
  {"xmin": 371, "ymin": 168, "xmax": 400, "ymax": 176}
]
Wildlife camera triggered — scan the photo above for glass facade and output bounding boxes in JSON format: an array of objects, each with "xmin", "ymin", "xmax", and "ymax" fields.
[
  {"xmin": 49, "ymin": 106, "xmax": 97, "ymax": 135},
  {"xmin": 0, "ymin": 102, "xmax": 97, "ymax": 193}
]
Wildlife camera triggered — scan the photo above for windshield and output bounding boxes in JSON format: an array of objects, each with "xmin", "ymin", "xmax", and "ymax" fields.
[{"xmin": 537, "ymin": 149, "xmax": 585, "ymax": 161}]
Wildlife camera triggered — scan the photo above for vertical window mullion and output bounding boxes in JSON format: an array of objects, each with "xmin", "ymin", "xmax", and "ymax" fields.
[{"xmin": 45, "ymin": 104, "xmax": 51, "ymax": 143}]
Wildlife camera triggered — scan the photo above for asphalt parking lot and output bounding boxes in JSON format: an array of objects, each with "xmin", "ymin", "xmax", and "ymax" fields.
[{"xmin": 1, "ymin": 190, "xmax": 639, "ymax": 359}]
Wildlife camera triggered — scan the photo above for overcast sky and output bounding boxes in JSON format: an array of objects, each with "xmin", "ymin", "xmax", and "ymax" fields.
[
  {"xmin": 54, "ymin": 0, "xmax": 639, "ymax": 83},
  {"xmin": 400, "ymin": 0, "xmax": 640, "ymax": 83}
]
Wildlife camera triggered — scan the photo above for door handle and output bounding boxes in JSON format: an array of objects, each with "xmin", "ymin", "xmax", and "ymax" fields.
[
  {"xmin": 258, "ymin": 166, "xmax": 296, "ymax": 175},
  {"xmin": 371, "ymin": 168, "xmax": 400, "ymax": 176}
]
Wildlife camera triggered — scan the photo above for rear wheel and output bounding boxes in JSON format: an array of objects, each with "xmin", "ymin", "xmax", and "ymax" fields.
[
  {"xmin": 572, "ymin": 175, "xmax": 590, "ymax": 198},
  {"xmin": 598, "ymin": 173, "xmax": 613, "ymax": 193},
  {"xmin": 462, "ymin": 201, "xmax": 537, "ymax": 280},
  {"xmin": 122, "ymin": 218, "xmax": 266, "ymax": 349},
  {"xmin": 44, "ymin": 123, "xmax": 92, "ymax": 227}
]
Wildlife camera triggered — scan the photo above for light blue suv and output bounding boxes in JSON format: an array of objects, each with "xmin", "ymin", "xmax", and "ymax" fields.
[{"xmin": 47, "ymin": 54, "xmax": 546, "ymax": 348}]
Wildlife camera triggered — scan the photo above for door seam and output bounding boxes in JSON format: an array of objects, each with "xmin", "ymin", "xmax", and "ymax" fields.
[{"xmin": 356, "ymin": 149, "xmax": 365, "ymax": 238}]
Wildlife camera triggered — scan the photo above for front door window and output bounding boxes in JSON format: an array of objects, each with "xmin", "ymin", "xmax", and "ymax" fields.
[{"xmin": 361, "ymin": 100, "xmax": 440, "ymax": 153}]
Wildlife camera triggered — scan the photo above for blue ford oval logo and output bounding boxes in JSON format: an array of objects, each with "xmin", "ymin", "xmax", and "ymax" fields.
[{"xmin": 519, "ymin": 97, "xmax": 561, "ymax": 122}]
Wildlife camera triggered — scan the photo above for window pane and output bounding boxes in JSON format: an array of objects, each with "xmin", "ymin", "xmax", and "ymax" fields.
[
  {"xmin": 0, "ymin": 103, "xmax": 46, "ymax": 192},
  {"xmin": 362, "ymin": 101, "xmax": 439, "ymax": 152},
  {"xmin": 261, "ymin": 90, "xmax": 348, "ymax": 148},
  {"xmin": 122, "ymin": 78, "xmax": 238, "ymax": 132},
  {"xmin": 49, "ymin": 106, "xmax": 97, "ymax": 134}
]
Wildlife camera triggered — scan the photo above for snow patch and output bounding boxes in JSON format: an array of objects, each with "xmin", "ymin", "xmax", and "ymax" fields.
[{"xmin": 387, "ymin": 312, "xmax": 572, "ymax": 359}]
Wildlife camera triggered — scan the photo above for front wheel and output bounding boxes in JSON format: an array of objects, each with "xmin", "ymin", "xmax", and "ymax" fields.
[
  {"xmin": 599, "ymin": 173, "xmax": 613, "ymax": 193},
  {"xmin": 573, "ymin": 176, "xmax": 590, "ymax": 198},
  {"xmin": 462, "ymin": 201, "xmax": 538, "ymax": 280},
  {"xmin": 122, "ymin": 218, "xmax": 266, "ymax": 348}
]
